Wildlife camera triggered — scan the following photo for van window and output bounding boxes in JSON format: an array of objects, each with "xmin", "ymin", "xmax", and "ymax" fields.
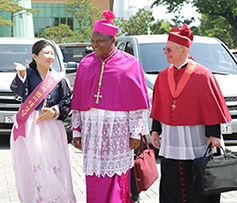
[
  {"xmin": 125, "ymin": 42, "xmax": 134, "ymax": 56},
  {"xmin": 116, "ymin": 41, "xmax": 125, "ymax": 51},
  {"xmin": 139, "ymin": 42, "xmax": 237, "ymax": 75},
  {"xmin": 140, "ymin": 43, "xmax": 168, "ymax": 73},
  {"xmin": 0, "ymin": 44, "xmax": 61, "ymax": 72},
  {"xmin": 60, "ymin": 46, "xmax": 92, "ymax": 63},
  {"xmin": 190, "ymin": 43, "xmax": 237, "ymax": 74}
]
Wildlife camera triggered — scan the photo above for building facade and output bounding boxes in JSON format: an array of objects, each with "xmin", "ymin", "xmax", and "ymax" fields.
[
  {"xmin": 0, "ymin": 0, "xmax": 111, "ymax": 37},
  {"xmin": 32, "ymin": 0, "xmax": 110, "ymax": 37}
]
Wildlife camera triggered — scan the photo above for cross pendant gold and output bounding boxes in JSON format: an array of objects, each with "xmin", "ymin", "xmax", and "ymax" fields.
[
  {"xmin": 94, "ymin": 91, "xmax": 102, "ymax": 104},
  {"xmin": 172, "ymin": 100, "xmax": 176, "ymax": 110}
]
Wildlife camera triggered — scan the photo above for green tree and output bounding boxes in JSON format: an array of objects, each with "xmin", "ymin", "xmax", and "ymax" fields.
[
  {"xmin": 0, "ymin": 0, "xmax": 40, "ymax": 37},
  {"xmin": 151, "ymin": 0, "xmax": 237, "ymax": 31},
  {"xmin": 114, "ymin": 8, "xmax": 155, "ymax": 36},
  {"xmin": 40, "ymin": 24, "xmax": 79, "ymax": 44},
  {"xmin": 170, "ymin": 15, "xmax": 199, "ymax": 35},
  {"xmin": 113, "ymin": 17, "xmax": 127, "ymax": 37},
  {"xmin": 64, "ymin": 0, "xmax": 102, "ymax": 42},
  {"xmin": 0, "ymin": 16, "xmax": 13, "ymax": 26},
  {"xmin": 170, "ymin": 15, "xmax": 195, "ymax": 27},
  {"xmin": 198, "ymin": 14, "xmax": 237, "ymax": 49},
  {"xmin": 150, "ymin": 19, "xmax": 172, "ymax": 34}
]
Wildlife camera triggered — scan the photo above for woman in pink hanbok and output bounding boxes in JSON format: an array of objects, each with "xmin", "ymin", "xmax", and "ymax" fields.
[{"xmin": 10, "ymin": 40, "xmax": 76, "ymax": 203}]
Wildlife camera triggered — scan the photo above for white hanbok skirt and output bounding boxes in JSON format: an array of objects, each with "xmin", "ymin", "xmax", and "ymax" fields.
[{"xmin": 10, "ymin": 110, "xmax": 76, "ymax": 203}]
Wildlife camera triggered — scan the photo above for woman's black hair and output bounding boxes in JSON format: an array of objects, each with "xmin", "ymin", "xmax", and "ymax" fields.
[{"xmin": 29, "ymin": 40, "xmax": 55, "ymax": 69}]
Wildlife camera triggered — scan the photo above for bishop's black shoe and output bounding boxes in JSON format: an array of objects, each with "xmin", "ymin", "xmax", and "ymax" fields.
[{"xmin": 131, "ymin": 194, "xmax": 140, "ymax": 203}]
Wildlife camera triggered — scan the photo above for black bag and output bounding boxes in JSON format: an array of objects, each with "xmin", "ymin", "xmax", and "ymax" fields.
[
  {"xmin": 59, "ymin": 90, "xmax": 73, "ymax": 120},
  {"xmin": 192, "ymin": 143, "xmax": 237, "ymax": 196}
]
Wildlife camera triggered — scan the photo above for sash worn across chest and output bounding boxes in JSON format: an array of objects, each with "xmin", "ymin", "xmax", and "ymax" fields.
[{"xmin": 13, "ymin": 70, "xmax": 63, "ymax": 141}]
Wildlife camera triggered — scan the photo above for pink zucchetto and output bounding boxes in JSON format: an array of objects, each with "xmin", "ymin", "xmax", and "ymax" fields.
[
  {"xmin": 93, "ymin": 10, "xmax": 118, "ymax": 37},
  {"xmin": 168, "ymin": 24, "xmax": 193, "ymax": 48}
]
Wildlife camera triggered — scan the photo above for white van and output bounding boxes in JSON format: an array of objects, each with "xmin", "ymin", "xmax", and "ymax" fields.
[
  {"xmin": 0, "ymin": 37, "xmax": 72, "ymax": 142},
  {"xmin": 115, "ymin": 35, "xmax": 237, "ymax": 144}
]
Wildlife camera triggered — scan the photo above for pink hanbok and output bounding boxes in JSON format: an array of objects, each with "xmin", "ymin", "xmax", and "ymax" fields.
[{"xmin": 11, "ymin": 109, "xmax": 76, "ymax": 203}]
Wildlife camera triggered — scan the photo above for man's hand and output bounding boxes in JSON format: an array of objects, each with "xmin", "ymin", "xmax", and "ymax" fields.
[
  {"xmin": 151, "ymin": 132, "xmax": 160, "ymax": 149},
  {"xmin": 36, "ymin": 108, "xmax": 55, "ymax": 124},
  {"xmin": 73, "ymin": 137, "xmax": 82, "ymax": 149},
  {"xmin": 130, "ymin": 138, "xmax": 140, "ymax": 150},
  {"xmin": 207, "ymin": 136, "xmax": 221, "ymax": 148}
]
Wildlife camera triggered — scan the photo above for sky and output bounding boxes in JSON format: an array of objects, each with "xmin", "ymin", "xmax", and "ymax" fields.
[{"xmin": 129, "ymin": 0, "xmax": 201, "ymax": 26}]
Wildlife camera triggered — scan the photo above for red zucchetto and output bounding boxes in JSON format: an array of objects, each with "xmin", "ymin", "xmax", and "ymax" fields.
[{"xmin": 168, "ymin": 24, "xmax": 193, "ymax": 48}]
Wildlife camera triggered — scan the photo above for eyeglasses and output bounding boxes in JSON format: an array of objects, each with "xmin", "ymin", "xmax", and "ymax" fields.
[
  {"xmin": 163, "ymin": 47, "xmax": 183, "ymax": 53},
  {"xmin": 91, "ymin": 38, "xmax": 111, "ymax": 45}
]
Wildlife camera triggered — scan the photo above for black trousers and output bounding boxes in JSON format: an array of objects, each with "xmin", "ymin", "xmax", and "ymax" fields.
[
  {"xmin": 160, "ymin": 157, "xmax": 220, "ymax": 203},
  {"xmin": 130, "ymin": 166, "xmax": 140, "ymax": 196},
  {"xmin": 131, "ymin": 148, "xmax": 141, "ymax": 197}
]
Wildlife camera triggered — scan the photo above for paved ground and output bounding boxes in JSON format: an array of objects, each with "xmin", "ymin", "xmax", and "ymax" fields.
[{"xmin": 1, "ymin": 135, "xmax": 237, "ymax": 203}]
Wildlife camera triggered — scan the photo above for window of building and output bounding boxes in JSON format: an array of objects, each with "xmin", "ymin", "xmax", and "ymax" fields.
[
  {"xmin": 46, "ymin": 4, "xmax": 53, "ymax": 28},
  {"xmin": 67, "ymin": 9, "xmax": 73, "ymax": 30},
  {"xmin": 32, "ymin": 4, "xmax": 38, "ymax": 37},
  {"xmin": 60, "ymin": 4, "xmax": 66, "ymax": 24},
  {"xmin": 53, "ymin": 4, "xmax": 59, "ymax": 27},
  {"xmin": 31, "ymin": 3, "xmax": 76, "ymax": 37},
  {"xmin": 38, "ymin": 4, "xmax": 45, "ymax": 35}
]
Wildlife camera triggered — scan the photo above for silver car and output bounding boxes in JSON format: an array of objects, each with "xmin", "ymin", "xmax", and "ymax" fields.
[{"xmin": 115, "ymin": 34, "xmax": 237, "ymax": 144}]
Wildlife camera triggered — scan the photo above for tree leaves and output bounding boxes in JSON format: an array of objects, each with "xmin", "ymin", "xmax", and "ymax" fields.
[
  {"xmin": 0, "ymin": 0, "xmax": 40, "ymax": 36},
  {"xmin": 40, "ymin": 24, "xmax": 77, "ymax": 43},
  {"xmin": 63, "ymin": 0, "xmax": 101, "ymax": 41}
]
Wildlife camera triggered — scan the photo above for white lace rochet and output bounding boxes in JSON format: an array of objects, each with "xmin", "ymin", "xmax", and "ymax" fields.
[{"xmin": 72, "ymin": 108, "xmax": 149, "ymax": 177}]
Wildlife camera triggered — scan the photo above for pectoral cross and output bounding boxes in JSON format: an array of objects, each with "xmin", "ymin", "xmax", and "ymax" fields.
[
  {"xmin": 94, "ymin": 51, "xmax": 116, "ymax": 105},
  {"xmin": 94, "ymin": 91, "xmax": 102, "ymax": 104},
  {"xmin": 172, "ymin": 100, "xmax": 176, "ymax": 110}
]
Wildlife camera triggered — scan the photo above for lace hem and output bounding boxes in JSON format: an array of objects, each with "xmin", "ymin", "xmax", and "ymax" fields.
[
  {"xmin": 72, "ymin": 109, "xmax": 149, "ymax": 136},
  {"xmin": 72, "ymin": 110, "xmax": 81, "ymax": 129},
  {"xmin": 129, "ymin": 109, "xmax": 149, "ymax": 136},
  {"xmin": 73, "ymin": 108, "xmax": 149, "ymax": 176}
]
